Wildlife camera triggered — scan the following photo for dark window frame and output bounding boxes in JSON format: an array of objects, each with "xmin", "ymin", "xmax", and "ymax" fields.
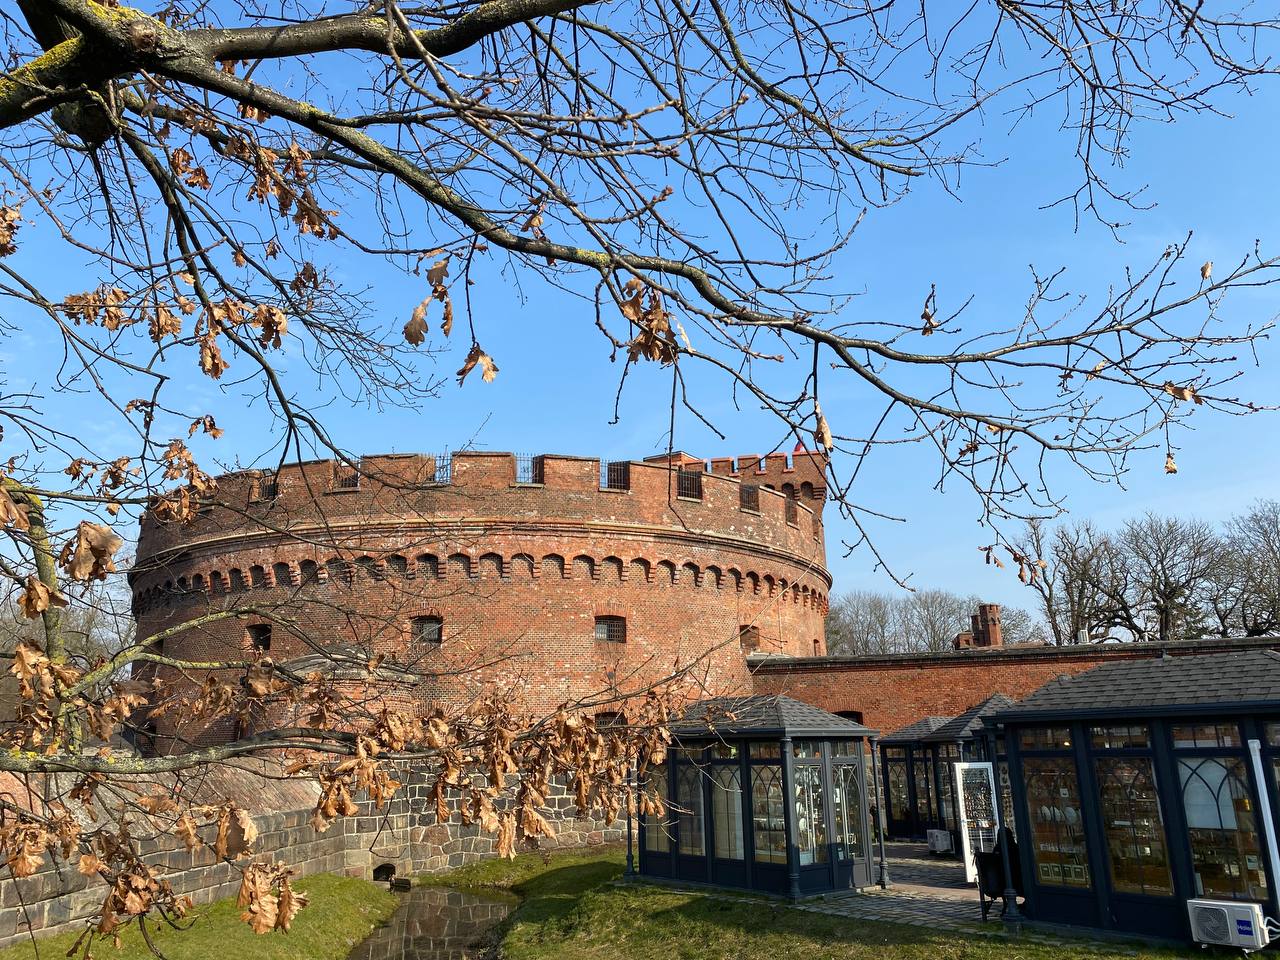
[
  {"xmin": 252, "ymin": 473, "xmax": 279, "ymax": 501},
  {"xmin": 331, "ymin": 463, "xmax": 360, "ymax": 491},
  {"xmin": 246, "ymin": 623, "xmax": 272, "ymax": 652},
  {"xmin": 676, "ymin": 469, "xmax": 703, "ymax": 501},
  {"xmin": 594, "ymin": 615, "xmax": 627, "ymax": 643},
  {"xmin": 601, "ymin": 460, "xmax": 631, "ymax": 491},
  {"xmin": 411, "ymin": 615, "xmax": 444, "ymax": 645}
]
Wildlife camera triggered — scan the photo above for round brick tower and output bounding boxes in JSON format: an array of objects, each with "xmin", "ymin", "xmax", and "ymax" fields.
[{"xmin": 130, "ymin": 450, "xmax": 830, "ymax": 749}]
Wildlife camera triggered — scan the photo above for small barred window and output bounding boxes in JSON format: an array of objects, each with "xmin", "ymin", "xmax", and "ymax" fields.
[
  {"xmin": 412, "ymin": 615, "xmax": 443, "ymax": 645},
  {"xmin": 594, "ymin": 616, "xmax": 626, "ymax": 643}
]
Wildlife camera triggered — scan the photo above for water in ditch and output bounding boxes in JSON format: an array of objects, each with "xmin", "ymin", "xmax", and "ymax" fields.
[{"xmin": 346, "ymin": 886, "xmax": 517, "ymax": 960}]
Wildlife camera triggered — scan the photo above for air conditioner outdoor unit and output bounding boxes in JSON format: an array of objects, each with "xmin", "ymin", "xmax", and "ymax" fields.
[
  {"xmin": 1187, "ymin": 899, "xmax": 1271, "ymax": 952},
  {"xmin": 926, "ymin": 829, "xmax": 953, "ymax": 854}
]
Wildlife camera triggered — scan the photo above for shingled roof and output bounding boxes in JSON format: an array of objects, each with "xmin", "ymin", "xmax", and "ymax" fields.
[
  {"xmin": 672, "ymin": 695, "xmax": 877, "ymax": 739},
  {"xmin": 922, "ymin": 693, "xmax": 1018, "ymax": 743},
  {"xmin": 991, "ymin": 649, "xmax": 1280, "ymax": 723},
  {"xmin": 881, "ymin": 715, "xmax": 952, "ymax": 745}
]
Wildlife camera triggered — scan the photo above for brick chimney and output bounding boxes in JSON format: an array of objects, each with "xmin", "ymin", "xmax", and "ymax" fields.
[
  {"xmin": 954, "ymin": 602, "xmax": 1003, "ymax": 649},
  {"xmin": 974, "ymin": 603, "xmax": 1003, "ymax": 647}
]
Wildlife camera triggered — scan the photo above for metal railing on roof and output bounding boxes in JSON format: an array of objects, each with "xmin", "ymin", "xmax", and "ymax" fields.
[
  {"xmin": 516, "ymin": 453, "xmax": 545, "ymax": 485},
  {"xmin": 601, "ymin": 460, "xmax": 631, "ymax": 491},
  {"xmin": 676, "ymin": 469, "xmax": 703, "ymax": 500}
]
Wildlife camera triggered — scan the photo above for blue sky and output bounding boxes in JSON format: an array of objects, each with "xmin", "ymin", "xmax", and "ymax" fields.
[{"xmin": 5, "ymin": 17, "xmax": 1280, "ymax": 617}]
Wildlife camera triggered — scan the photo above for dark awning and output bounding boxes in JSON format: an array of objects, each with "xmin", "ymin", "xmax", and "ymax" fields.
[
  {"xmin": 672, "ymin": 695, "xmax": 877, "ymax": 739},
  {"xmin": 878, "ymin": 715, "xmax": 952, "ymax": 745},
  {"xmin": 989, "ymin": 649, "xmax": 1280, "ymax": 725}
]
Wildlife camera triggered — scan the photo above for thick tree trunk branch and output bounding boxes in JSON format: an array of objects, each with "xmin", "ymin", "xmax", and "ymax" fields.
[
  {"xmin": 0, "ymin": 34, "xmax": 105, "ymax": 129},
  {"xmin": 194, "ymin": 0, "xmax": 597, "ymax": 62},
  {"xmin": 1, "ymin": 0, "xmax": 596, "ymax": 130}
]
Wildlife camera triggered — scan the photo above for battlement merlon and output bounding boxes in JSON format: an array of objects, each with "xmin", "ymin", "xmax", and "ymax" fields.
[
  {"xmin": 645, "ymin": 449, "xmax": 828, "ymax": 500},
  {"xmin": 133, "ymin": 451, "xmax": 828, "ymax": 570}
]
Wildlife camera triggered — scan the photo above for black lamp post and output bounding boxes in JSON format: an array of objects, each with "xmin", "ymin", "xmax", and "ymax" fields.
[
  {"xmin": 869, "ymin": 737, "xmax": 890, "ymax": 888},
  {"xmin": 986, "ymin": 728, "xmax": 1022, "ymax": 932}
]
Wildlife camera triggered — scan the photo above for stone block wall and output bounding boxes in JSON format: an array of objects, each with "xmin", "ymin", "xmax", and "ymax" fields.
[{"xmin": 0, "ymin": 767, "xmax": 624, "ymax": 950}]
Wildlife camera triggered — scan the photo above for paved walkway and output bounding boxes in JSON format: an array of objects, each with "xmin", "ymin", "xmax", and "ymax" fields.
[
  {"xmin": 799, "ymin": 843, "xmax": 1107, "ymax": 948},
  {"xmin": 880, "ymin": 841, "xmax": 974, "ymax": 899}
]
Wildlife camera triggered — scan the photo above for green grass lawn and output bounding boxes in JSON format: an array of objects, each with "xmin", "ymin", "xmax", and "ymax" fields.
[
  {"xmin": 0, "ymin": 873, "xmax": 397, "ymax": 960},
  {"xmin": 426, "ymin": 847, "xmax": 1200, "ymax": 960}
]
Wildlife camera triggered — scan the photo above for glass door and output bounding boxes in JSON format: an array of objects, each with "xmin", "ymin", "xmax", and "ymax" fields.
[{"xmin": 954, "ymin": 761, "xmax": 997, "ymax": 883}]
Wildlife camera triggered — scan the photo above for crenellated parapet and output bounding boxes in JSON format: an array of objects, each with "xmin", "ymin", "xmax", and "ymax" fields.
[{"xmin": 133, "ymin": 450, "xmax": 828, "ymax": 580}]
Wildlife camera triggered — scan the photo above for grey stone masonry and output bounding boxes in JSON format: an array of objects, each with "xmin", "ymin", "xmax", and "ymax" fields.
[{"xmin": 0, "ymin": 763, "xmax": 625, "ymax": 950}]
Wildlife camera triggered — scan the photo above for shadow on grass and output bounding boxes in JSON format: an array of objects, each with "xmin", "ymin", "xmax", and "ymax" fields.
[{"xmin": 633, "ymin": 892, "xmax": 1200, "ymax": 960}]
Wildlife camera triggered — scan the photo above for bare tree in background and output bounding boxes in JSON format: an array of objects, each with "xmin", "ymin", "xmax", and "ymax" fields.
[
  {"xmin": 1209, "ymin": 500, "xmax": 1280, "ymax": 637},
  {"xmin": 825, "ymin": 590, "xmax": 900, "ymax": 656},
  {"xmin": 825, "ymin": 588, "xmax": 1045, "ymax": 655},
  {"xmin": 1019, "ymin": 507, "xmax": 1280, "ymax": 643},
  {"xmin": 2, "ymin": 0, "xmax": 1280, "ymax": 947},
  {"xmin": 1116, "ymin": 514, "xmax": 1221, "ymax": 642}
]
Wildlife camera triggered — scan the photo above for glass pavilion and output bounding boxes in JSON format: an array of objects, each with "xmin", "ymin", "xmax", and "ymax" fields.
[
  {"xmin": 988, "ymin": 650, "xmax": 1280, "ymax": 942},
  {"xmin": 639, "ymin": 695, "xmax": 877, "ymax": 898},
  {"xmin": 879, "ymin": 694, "xmax": 1017, "ymax": 847}
]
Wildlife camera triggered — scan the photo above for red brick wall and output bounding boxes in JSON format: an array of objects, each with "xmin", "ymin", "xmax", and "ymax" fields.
[
  {"xmin": 133, "ymin": 451, "xmax": 830, "ymax": 747},
  {"xmin": 750, "ymin": 637, "xmax": 1280, "ymax": 735}
]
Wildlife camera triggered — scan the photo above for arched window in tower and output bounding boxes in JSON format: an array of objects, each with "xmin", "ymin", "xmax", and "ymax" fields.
[
  {"xmin": 447, "ymin": 553, "xmax": 472, "ymax": 580},
  {"xmin": 416, "ymin": 554, "xmax": 440, "ymax": 580},
  {"xmin": 228, "ymin": 568, "xmax": 246, "ymax": 592},
  {"xmin": 354, "ymin": 556, "xmax": 381, "ymax": 581},
  {"xmin": 249, "ymin": 565, "xmax": 268, "ymax": 589},
  {"xmin": 738, "ymin": 624, "xmax": 761, "ymax": 653},
  {"xmin": 273, "ymin": 562, "xmax": 293, "ymax": 588},
  {"xmin": 600, "ymin": 557, "xmax": 624, "ymax": 583},
  {"xmin": 386, "ymin": 554, "xmax": 409, "ymax": 577},
  {"xmin": 542, "ymin": 554, "xmax": 565, "ymax": 579},
  {"xmin": 479, "ymin": 553, "xmax": 504, "ymax": 579},
  {"xmin": 299, "ymin": 560, "xmax": 319, "ymax": 584},
  {"xmin": 681, "ymin": 562, "xmax": 700, "ymax": 587}
]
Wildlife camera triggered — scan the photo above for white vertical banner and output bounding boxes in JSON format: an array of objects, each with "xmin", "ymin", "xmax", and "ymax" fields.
[{"xmin": 954, "ymin": 761, "xmax": 998, "ymax": 884}]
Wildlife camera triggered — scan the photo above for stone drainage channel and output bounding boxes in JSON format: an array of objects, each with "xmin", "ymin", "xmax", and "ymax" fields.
[{"xmin": 346, "ymin": 886, "xmax": 516, "ymax": 960}]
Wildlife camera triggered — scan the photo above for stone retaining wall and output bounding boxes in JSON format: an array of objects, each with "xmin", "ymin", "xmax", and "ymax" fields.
[{"xmin": 0, "ymin": 766, "xmax": 624, "ymax": 949}]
